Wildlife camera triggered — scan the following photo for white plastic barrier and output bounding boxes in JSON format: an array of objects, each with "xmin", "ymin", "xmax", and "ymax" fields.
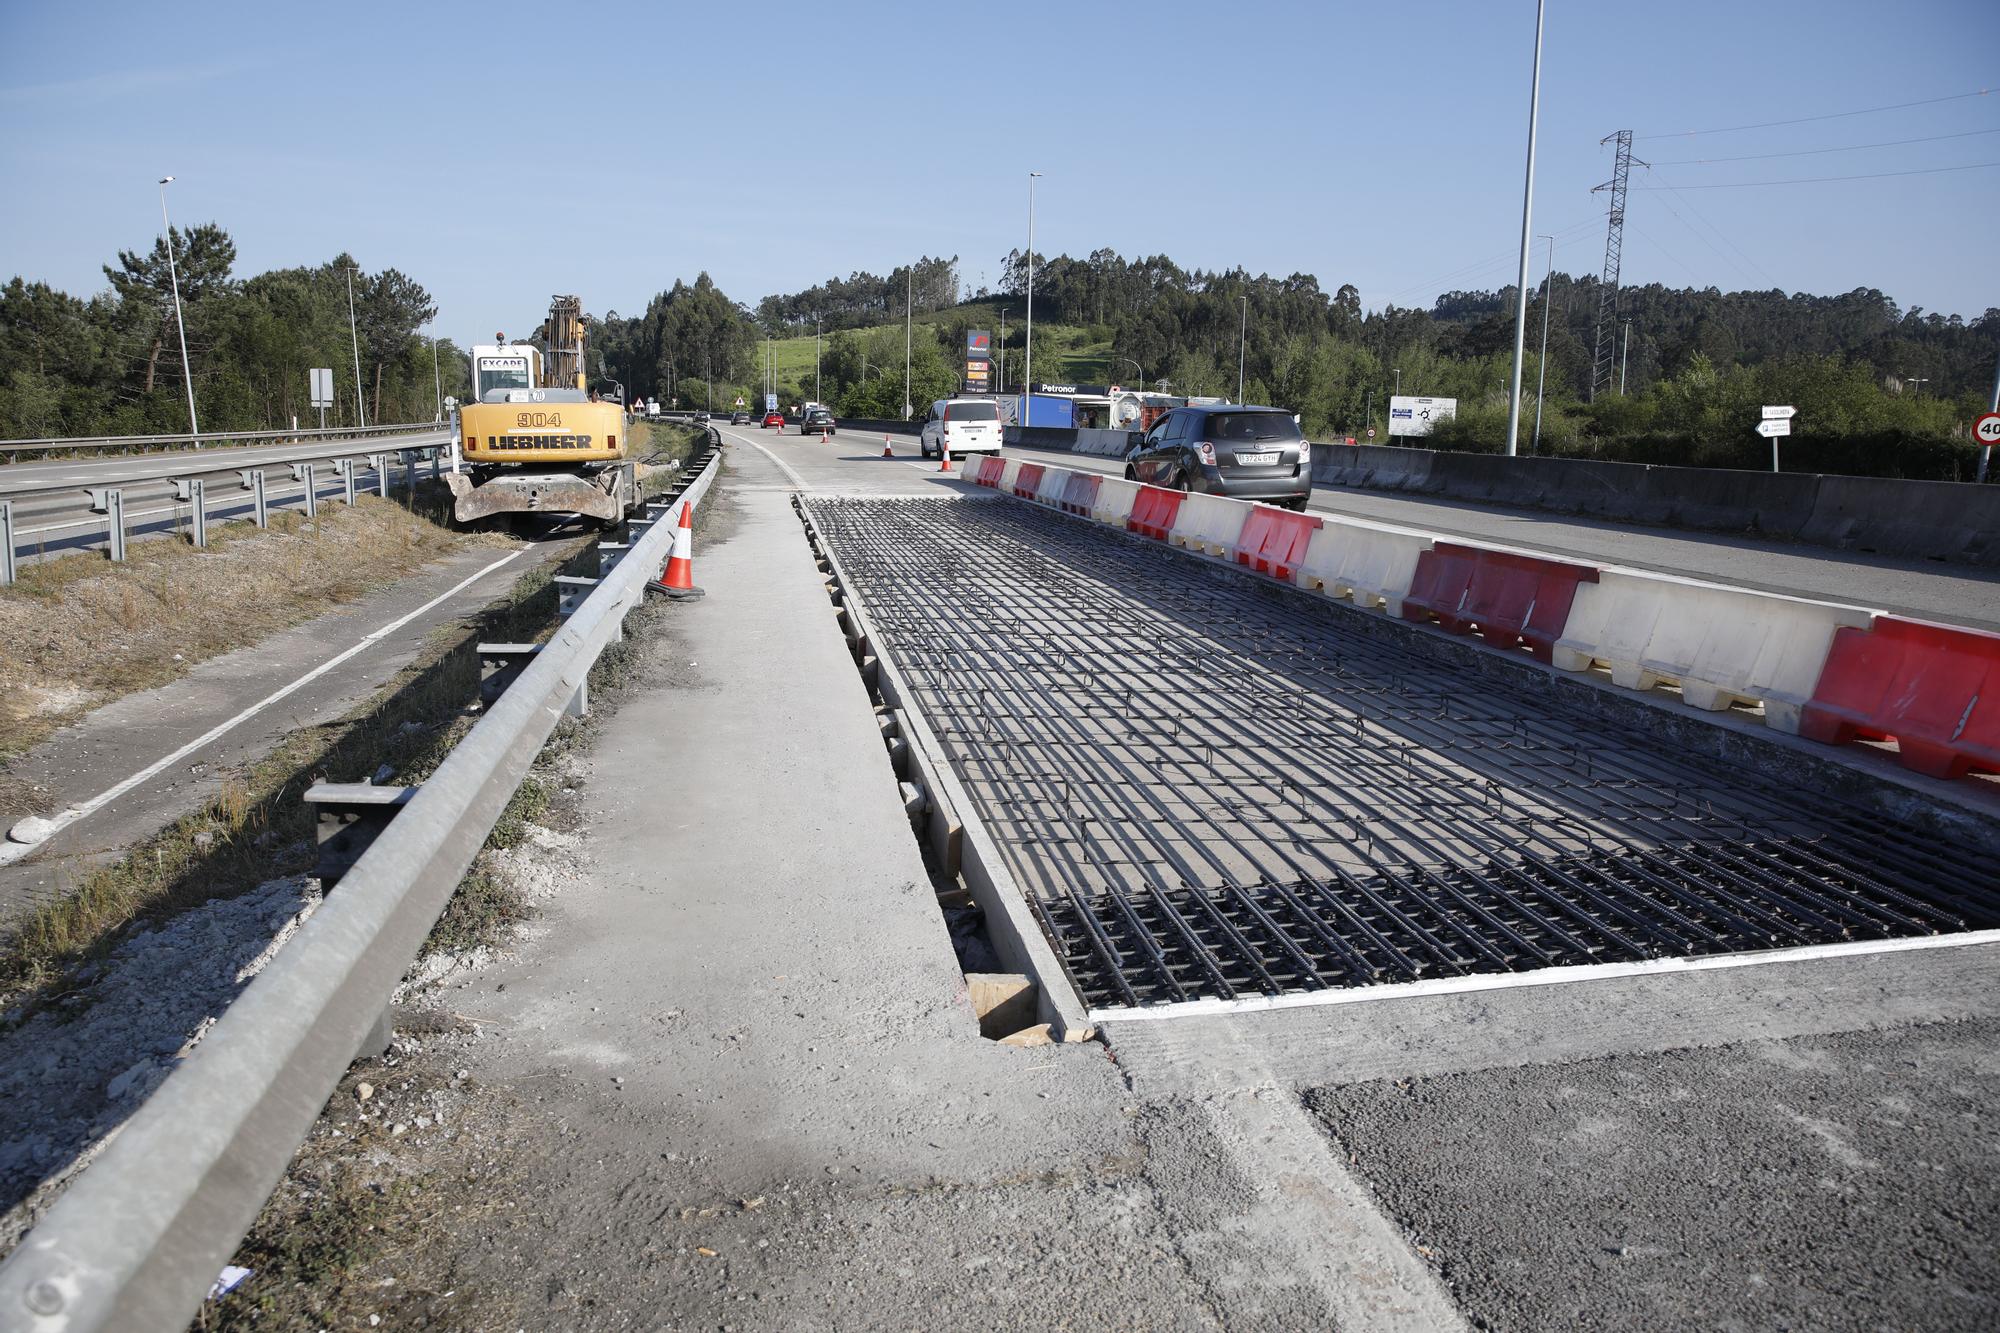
[
  {"xmin": 1091, "ymin": 476, "xmax": 1142, "ymax": 527},
  {"xmin": 1169, "ymin": 491, "xmax": 1249, "ymax": 557},
  {"xmin": 991, "ymin": 457, "xmax": 1024, "ymax": 493},
  {"xmin": 1551, "ymin": 571, "xmax": 1875, "ymax": 732},
  {"xmin": 1034, "ymin": 465, "xmax": 1073, "ymax": 507},
  {"xmin": 1296, "ymin": 519, "xmax": 1437, "ymax": 616}
]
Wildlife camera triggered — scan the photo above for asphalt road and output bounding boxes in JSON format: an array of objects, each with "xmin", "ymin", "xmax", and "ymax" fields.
[
  {"xmin": 1, "ymin": 427, "xmax": 451, "ymax": 565},
  {"xmin": 1014, "ymin": 444, "xmax": 2000, "ymax": 631}
]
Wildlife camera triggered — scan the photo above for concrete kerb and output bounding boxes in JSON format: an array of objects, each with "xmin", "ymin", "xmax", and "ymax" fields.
[{"xmin": 794, "ymin": 497, "xmax": 1096, "ymax": 1044}]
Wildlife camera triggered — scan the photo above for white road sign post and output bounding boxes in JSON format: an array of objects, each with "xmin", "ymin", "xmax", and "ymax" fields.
[
  {"xmin": 1757, "ymin": 410, "xmax": 1793, "ymax": 473},
  {"xmin": 310, "ymin": 367, "xmax": 335, "ymax": 430}
]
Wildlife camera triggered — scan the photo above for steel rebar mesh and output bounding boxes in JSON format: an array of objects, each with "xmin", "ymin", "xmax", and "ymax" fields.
[{"xmin": 805, "ymin": 496, "xmax": 1999, "ymax": 1011}]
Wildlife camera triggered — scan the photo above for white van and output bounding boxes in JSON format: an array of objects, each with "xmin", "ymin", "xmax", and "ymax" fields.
[{"xmin": 919, "ymin": 398, "xmax": 1004, "ymax": 459}]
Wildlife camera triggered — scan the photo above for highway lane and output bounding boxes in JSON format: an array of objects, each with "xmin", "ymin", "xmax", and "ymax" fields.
[{"xmin": 1007, "ymin": 443, "xmax": 2000, "ymax": 632}]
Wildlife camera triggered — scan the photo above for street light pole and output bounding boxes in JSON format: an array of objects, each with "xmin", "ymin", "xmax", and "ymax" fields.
[
  {"xmin": 1238, "ymin": 293, "xmax": 1248, "ymax": 403},
  {"xmin": 1532, "ymin": 233, "xmax": 1554, "ymax": 455},
  {"xmin": 1024, "ymin": 171, "xmax": 1041, "ymax": 426},
  {"xmin": 431, "ymin": 335, "xmax": 443, "ymax": 421},
  {"xmin": 1503, "ymin": 0, "xmax": 1546, "ymax": 458},
  {"xmin": 157, "ymin": 177, "xmax": 200, "ymax": 440},
  {"xmin": 344, "ymin": 260, "xmax": 366, "ymax": 429},
  {"xmin": 1620, "ymin": 319, "xmax": 1631, "ymax": 394},
  {"xmin": 1979, "ymin": 348, "xmax": 1998, "ymax": 483},
  {"xmin": 814, "ymin": 315, "xmax": 821, "ymax": 403},
  {"xmin": 904, "ymin": 267, "xmax": 912, "ymax": 418}
]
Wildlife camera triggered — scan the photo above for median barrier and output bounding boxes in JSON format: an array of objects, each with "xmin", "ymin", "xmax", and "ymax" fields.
[
  {"xmin": 1074, "ymin": 428, "xmax": 1139, "ymax": 458},
  {"xmin": 1404, "ymin": 542, "xmax": 1600, "ymax": 661},
  {"xmin": 1352, "ymin": 444, "xmax": 1437, "ymax": 492},
  {"xmin": 1296, "ymin": 519, "xmax": 1437, "ymax": 616},
  {"xmin": 842, "ymin": 417, "xmax": 922, "ymax": 437},
  {"xmin": 1128, "ymin": 485, "xmax": 1185, "ymax": 540},
  {"xmin": 1641, "ymin": 466, "xmax": 1817, "ymax": 538},
  {"xmin": 1799, "ymin": 616, "xmax": 2000, "ymax": 779},
  {"xmin": 1552, "ymin": 572, "xmax": 1874, "ymax": 732},
  {"xmin": 1060, "ymin": 471, "xmax": 1102, "ymax": 516},
  {"xmin": 1013, "ymin": 462, "xmax": 1046, "ymax": 499},
  {"xmin": 1798, "ymin": 474, "xmax": 2000, "ymax": 565},
  {"xmin": 1003, "ymin": 425, "xmax": 1080, "ymax": 450},
  {"xmin": 1309, "ymin": 443, "xmax": 1367, "ymax": 488},
  {"xmin": 1168, "ymin": 491, "xmax": 1249, "ymax": 557},
  {"xmin": 1234, "ymin": 506, "xmax": 1322, "ymax": 582},
  {"xmin": 1092, "ymin": 476, "xmax": 1142, "ymax": 527}
]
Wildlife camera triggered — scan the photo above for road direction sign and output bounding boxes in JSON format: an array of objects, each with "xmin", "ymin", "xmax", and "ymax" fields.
[
  {"xmin": 1756, "ymin": 418, "xmax": 1791, "ymax": 438},
  {"xmin": 1975, "ymin": 412, "xmax": 2000, "ymax": 448},
  {"xmin": 1761, "ymin": 404, "xmax": 1797, "ymax": 420}
]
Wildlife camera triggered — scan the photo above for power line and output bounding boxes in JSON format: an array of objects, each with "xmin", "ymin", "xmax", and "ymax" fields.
[
  {"xmin": 1630, "ymin": 160, "xmax": 2000, "ymax": 189},
  {"xmin": 1645, "ymin": 170, "xmax": 1786, "ymax": 290},
  {"xmin": 1637, "ymin": 87, "xmax": 1991, "ymax": 140},
  {"xmin": 1648, "ymin": 126, "xmax": 2000, "ymax": 165}
]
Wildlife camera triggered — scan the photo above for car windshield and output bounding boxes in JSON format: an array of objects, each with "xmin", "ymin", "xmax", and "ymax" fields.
[
  {"xmin": 945, "ymin": 401, "xmax": 998, "ymax": 422},
  {"xmin": 1208, "ymin": 412, "xmax": 1299, "ymax": 443}
]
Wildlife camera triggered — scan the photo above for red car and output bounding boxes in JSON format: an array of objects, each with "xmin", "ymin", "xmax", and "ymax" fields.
[{"xmin": 762, "ymin": 411, "xmax": 785, "ymax": 429}]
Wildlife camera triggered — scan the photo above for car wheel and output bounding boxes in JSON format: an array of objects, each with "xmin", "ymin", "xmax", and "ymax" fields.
[{"xmin": 1123, "ymin": 466, "xmax": 1137, "ymax": 481}]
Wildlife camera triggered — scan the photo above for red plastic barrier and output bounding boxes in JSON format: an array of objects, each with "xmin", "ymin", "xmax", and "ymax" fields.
[
  {"xmin": 973, "ymin": 456, "xmax": 1006, "ymax": 488},
  {"xmin": 1402, "ymin": 542, "xmax": 1600, "ymax": 662},
  {"xmin": 1234, "ymin": 506, "xmax": 1322, "ymax": 582},
  {"xmin": 1061, "ymin": 472, "xmax": 1101, "ymax": 515},
  {"xmin": 1013, "ymin": 463, "xmax": 1045, "ymax": 499},
  {"xmin": 1127, "ymin": 485, "xmax": 1185, "ymax": 540},
  {"xmin": 1799, "ymin": 616, "xmax": 2000, "ymax": 779}
]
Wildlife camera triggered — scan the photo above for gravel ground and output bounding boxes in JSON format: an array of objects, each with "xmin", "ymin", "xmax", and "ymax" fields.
[
  {"xmin": 0, "ymin": 873, "xmax": 321, "ymax": 1245},
  {"xmin": 1308, "ymin": 1019, "xmax": 1999, "ymax": 1332}
]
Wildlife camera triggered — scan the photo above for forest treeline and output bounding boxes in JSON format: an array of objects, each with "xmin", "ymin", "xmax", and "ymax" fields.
[{"xmin": 1, "ymin": 224, "xmax": 460, "ymax": 439}]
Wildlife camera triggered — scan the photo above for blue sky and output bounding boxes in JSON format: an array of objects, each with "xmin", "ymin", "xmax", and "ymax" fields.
[{"xmin": 3, "ymin": 0, "xmax": 1997, "ymax": 344}]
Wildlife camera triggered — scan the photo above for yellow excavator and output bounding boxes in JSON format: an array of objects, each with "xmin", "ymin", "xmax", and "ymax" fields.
[{"xmin": 449, "ymin": 295, "xmax": 636, "ymax": 525}]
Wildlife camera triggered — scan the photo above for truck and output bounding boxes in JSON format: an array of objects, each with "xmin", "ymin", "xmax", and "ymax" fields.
[{"xmin": 448, "ymin": 295, "xmax": 637, "ymax": 526}]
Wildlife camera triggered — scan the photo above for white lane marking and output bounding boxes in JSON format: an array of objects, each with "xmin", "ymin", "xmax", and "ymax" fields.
[
  {"xmin": 729, "ymin": 431, "xmax": 808, "ymax": 490},
  {"xmin": 1089, "ymin": 926, "xmax": 2000, "ymax": 1024},
  {"xmin": 0, "ymin": 547, "xmax": 529, "ymax": 865}
]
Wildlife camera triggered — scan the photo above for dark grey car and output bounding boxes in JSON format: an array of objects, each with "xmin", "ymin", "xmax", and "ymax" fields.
[{"xmin": 1124, "ymin": 406, "xmax": 1312, "ymax": 509}]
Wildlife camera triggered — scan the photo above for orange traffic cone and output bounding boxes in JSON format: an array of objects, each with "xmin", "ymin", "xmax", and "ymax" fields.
[
  {"xmin": 882, "ymin": 436, "xmax": 893, "ymax": 457},
  {"xmin": 939, "ymin": 442, "xmax": 952, "ymax": 473},
  {"xmin": 645, "ymin": 501, "xmax": 705, "ymax": 600}
]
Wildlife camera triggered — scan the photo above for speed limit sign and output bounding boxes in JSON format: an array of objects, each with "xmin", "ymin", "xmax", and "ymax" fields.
[{"xmin": 1976, "ymin": 412, "xmax": 2000, "ymax": 448}]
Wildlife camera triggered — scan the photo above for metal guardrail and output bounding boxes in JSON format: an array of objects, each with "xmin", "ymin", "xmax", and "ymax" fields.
[
  {"xmin": 0, "ymin": 435, "xmax": 724, "ymax": 1330},
  {"xmin": 0, "ymin": 422, "xmax": 448, "ymax": 459}
]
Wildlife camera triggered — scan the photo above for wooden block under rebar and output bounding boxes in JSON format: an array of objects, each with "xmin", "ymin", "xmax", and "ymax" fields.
[{"xmin": 967, "ymin": 973, "xmax": 1039, "ymax": 1039}]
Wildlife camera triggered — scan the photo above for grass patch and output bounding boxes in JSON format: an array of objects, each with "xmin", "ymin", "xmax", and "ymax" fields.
[
  {"xmin": 0, "ymin": 537, "xmax": 586, "ymax": 1013},
  {"xmin": 0, "ymin": 491, "xmax": 503, "ymax": 764}
]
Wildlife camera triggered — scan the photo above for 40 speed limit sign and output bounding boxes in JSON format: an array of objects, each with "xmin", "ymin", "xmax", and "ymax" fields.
[{"xmin": 1977, "ymin": 412, "xmax": 2000, "ymax": 448}]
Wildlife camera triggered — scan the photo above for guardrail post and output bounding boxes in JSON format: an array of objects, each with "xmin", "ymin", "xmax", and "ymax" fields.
[
  {"xmin": 337, "ymin": 458, "xmax": 357, "ymax": 505},
  {"xmin": 429, "ymin": 448, "xmax": 441, "ymax": 483},
  {"xmin": 627, "ymin": 517, "xmax": 656, "ymax": 546},
  {"xmin": 292, "ymin": 463, "xmax": 317, "ymax": 517},
  {"xmin": 304, "ymin": 782, "xmax": 416, "ymax": 888},
  {"xmin": 89, "ymin": 488, "xmax": 126, "ymax": 562},
  {"xmin": 370, "ymin": 455, "xmax": 389, "ymax": 498},
  {"xmin": 477, "ymin": 642, "xmax": 542, "ymax": 703},
  {"xmin": 596, "ymin": 541, "xmax": 631, "ymax": 576},
  {"xmin": 401, "ymin": 449, "xmax": 416, "ymax": 493},
  {"xmin": 189, "ymin": 479, "xmax": 207, "ymax": 547},
  {"xmin": 0, "ymin": 501, "xmax": 14, "ymax": 585},
  {"xmin": 553, "ymin": 574, "xmax": 598, "ymax": 619},
  {"xmin": 240, "ymin": 469, "xmax": 268, "ymax": 528}
]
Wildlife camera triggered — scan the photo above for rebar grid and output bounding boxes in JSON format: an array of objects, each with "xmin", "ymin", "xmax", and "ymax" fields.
[{"xmin": 805, "ymin": 497, "xmax": 1999, "ymax": 1010}]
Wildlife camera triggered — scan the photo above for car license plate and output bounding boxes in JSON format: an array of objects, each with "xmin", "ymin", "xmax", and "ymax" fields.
[{"xmin": 1236, "ymin": 451, "xmax": 1277, "ymax": 466}]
